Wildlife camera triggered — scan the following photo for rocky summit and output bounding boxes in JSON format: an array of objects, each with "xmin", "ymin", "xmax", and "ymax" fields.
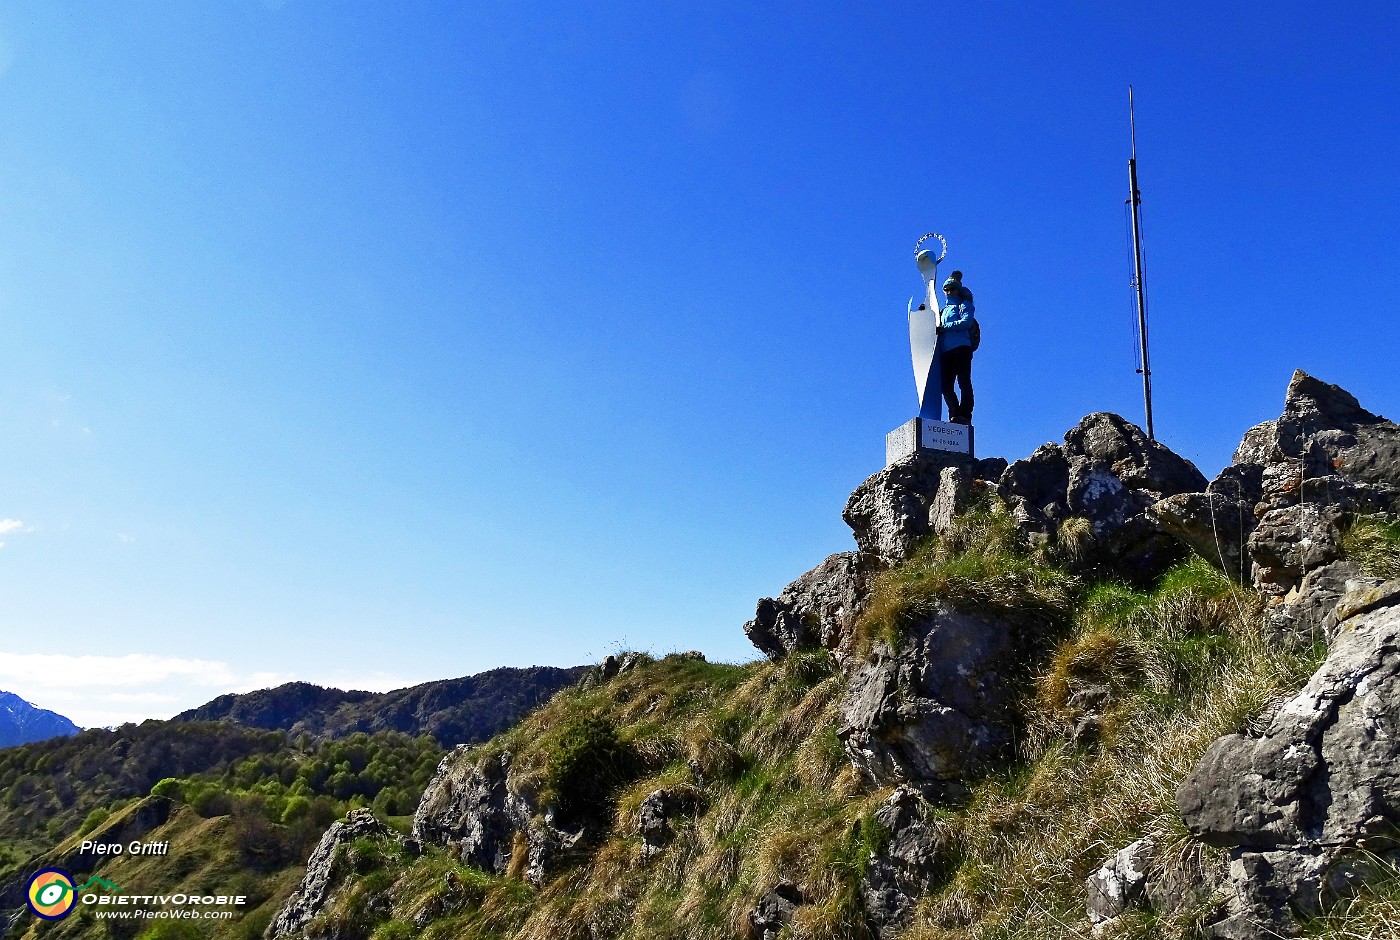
[
  {"xmin": 247, "ymin": 370, "xmax": 1398, "ymax": 940},
  {"xmin": 8, "ymin": 370, "xmax": 1397, "ymax": 940}
]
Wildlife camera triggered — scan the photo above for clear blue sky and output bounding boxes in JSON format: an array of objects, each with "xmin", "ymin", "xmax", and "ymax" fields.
[{"xmin": 2, "ymin": 2, "xmax": 1397, "ymax": 726}]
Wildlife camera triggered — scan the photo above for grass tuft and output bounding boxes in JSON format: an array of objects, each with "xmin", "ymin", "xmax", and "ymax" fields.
[
  {"xmin": 855, "ymin": 502, "xmax": 1078, "ymax": 656},
  {"xmin": 1341, "ymin": 513, "xmax": 1400, "ymax": 580}
]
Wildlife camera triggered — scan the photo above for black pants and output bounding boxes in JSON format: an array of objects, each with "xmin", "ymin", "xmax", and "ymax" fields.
[{"xmin": 941, "ymin": 346, "xmax": 973, "ymax": 422}]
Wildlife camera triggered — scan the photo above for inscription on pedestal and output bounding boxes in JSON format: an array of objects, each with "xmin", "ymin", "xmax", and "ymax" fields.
[
  {"xmin": 919, "ymin": 419, "xmax": 970, "ymax": 454},
  {"xmin": 886, "ymin": 417, "xmax": 973, "ymax": 464}
]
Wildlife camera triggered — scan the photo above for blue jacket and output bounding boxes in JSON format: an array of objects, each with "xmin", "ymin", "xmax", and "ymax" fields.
[{"xmin": 939, "ymin": 299, "xmax": 975, "ymax": 352}]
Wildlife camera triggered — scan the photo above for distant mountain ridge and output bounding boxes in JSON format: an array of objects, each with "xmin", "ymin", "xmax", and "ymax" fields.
[
  {"xmin": 0, "ymin": 690, "xmax": 79, "ymax": 748},
  {"xmin": 175, "ymin": 665, "xmax": 589, "ymax": 746}
]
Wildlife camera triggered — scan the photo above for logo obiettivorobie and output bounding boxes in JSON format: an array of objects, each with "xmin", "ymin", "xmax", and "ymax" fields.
[{"xmin": 26, "ymin": 868, "xmax": 77, "ymax": 920}]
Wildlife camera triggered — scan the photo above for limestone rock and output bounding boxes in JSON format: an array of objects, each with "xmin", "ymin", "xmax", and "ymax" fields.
[
  {"xmin": 411, "ymin": 747, "xmax": 522, "ymax": 874},
  {"xmin": 1063, "ymin": 413, "xmax": 1208, "ymax": 499},
  {"xmin": 1264, "ymin": 560, "xmax": 1376, "ymax": 643},
  {"xmin": 580, "ymin": 651, "xmax": 648, "ymax": 688},
  {"xmin": 744, "ymin": 552, "xmax": 874, "ymax": 660},
  {"xmin": 1325, "ymin": 578, "xmax": 1400, "ymax": 630},
  {"xmin": 1086, "ymin": 838, "xmax": 1156, "ymax": 925},
  {"xmin": 1248, "ymin": 504, "xmax": 1343, "ymax": 597},
  {"xmin": 838, "ymin": 603, "xmax": 1014, "ymax": 787},
  {"xmin": 1234, "ymin": 421, "xmax": 1283, "ymax": 467},
  {"xmin": 928, "ymin": 465, "xmax": 976, "ymax": 540},
  {"xmin": 844, "ymin": 451, "xmax": 996, "ymax": 566},
  {"xmin": 1000, "ymin": 443, "xmax": 1071, "ymax": 533},
  {"xmin": 1233, "ymin": 372, "xmax": 1400, "ymax": 517},
  {"xmin": 1234, "ymin": 374, "xmax": 1399, "ymax": 644},
  {"xmin": 637, "ymin": 786, "xmax": 697, "ymax": 860},
  {"xmin": 265, "ymin": 809, "xmax": 394, "ymax": 939},
  {"xmin": 749, "ymin": 881, "xmax": 804, "ymax": 940},
  {"xmin": 1274, "ymin": 371, "xmax": 1393, "ymax": 463},
  {"xmin": 1151, "ymin": 491, "xmax": 1255, "ymax": 582},
  {"xmin": 1001, "ymin": 413, "xmax": 1204, "ymax": 583},
  {"xmin": 862, "ymin": 786, "xmax": 950, "ymax": 938},
  {"xmin": 409, "ymin": 745, "xmax": 582, "ymax": 888},
  {"xmin": 1176, "ymin": 595, "xmax": 1400, "ymax": 936},
  {"xmin": 523, "ymin": 821, "xmax": 583, "ymax": 886}
]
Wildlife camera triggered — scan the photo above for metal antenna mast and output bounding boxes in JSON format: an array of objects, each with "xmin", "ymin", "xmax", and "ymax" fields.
[{"xmin": 1127, "ymin": 85, "xmax": 1155, "ymax": 440}]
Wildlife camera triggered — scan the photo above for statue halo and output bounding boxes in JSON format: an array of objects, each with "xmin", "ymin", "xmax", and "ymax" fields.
[{"xmin": 912, "ymin": 232, "xmax": 947, "ymax": 263}]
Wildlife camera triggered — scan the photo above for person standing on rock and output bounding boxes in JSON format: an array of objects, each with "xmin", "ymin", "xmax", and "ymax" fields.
[{"xmin": 936, "ymin": 270, "xmax": 976, "ymax": 424}]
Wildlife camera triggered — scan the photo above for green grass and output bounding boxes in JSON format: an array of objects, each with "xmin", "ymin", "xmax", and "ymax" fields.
[
  {"xmin": 39, "ymin": 499, "xmax": 1384, "ymax": 940},
  {"xmin": 1341, "ymin": 513, "xmax": 1400, "ymax": 580},
  {"xmin": 855, "ymin": 503, "xmax": 1078, "ymax": 655},
  {"xmin": 283, "ymin": 532, "xmax": 1363, "ymax": 940}
]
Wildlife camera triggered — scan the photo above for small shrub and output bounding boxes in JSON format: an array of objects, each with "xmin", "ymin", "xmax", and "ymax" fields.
[
  {"xmin": 281, "ymin": 794, "xmax": 312, "ymax": 823},
  {"xmin": 1037, "ymin": 627, "xmax": 1151, "ymax": 719},
  {"xmin": 347, "ymin": 835, "xmax": 389, "ymax": 875},
  {"xmin": 150, "ymin": 777, "xmax": 183, "ymax": 801},
  {"xmin": 546, "ymin": 716, "xmax": 635, "ymax": 824},
  {"xmin": 191, "ymin": 787, "xmax": 234, "ymax": 818},
  {"xmin": 78, "ymin": 807, "xmax": 110, "ymax": 835},
  {"xmin": 233, "ymin": 803, "xmax": 295, "ymax": 869},
  {"xmin": 135, "ymin": 922, "xmax": 206, "ymax": 940}
]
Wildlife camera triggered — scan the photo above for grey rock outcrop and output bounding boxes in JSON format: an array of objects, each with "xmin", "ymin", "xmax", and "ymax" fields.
[
  {"xmin": 744, "ymin": 552, "xmax": 874, "ymax": 660},
  {"xmin": 410, "ymin": 745, "xmax": 579, "ymax": 888},
  {"xmin": 1002, "ymin": 413, "xmax": 1206, "ymax": 583},
  {"xmin": 749, "ymin": 452, "xmax": 1006, "ymax": 661},
  {"xmin": 266, "ymin": 808, "xmax": 394, "ymax": 939},
  {"xmin": 578, "ymin": 651, "xmax": 649, "ymax": 689},
  {"xmin": 838, "ymin": 603, "xmax": 1014, "ymax": 788},
  {"xmin": 927, "ymin": 465, "xmax": 976, "ymax": 538},
  {"xmin": 1248, "ymin": 503, "xmax": 1343, "ymax": 598},
  {"xmin": 637, "ymin": 789, "xmax": 673, "ymax": 860},
  {"xmin": 862, "ymin": 786, "xmax": 950, "ymax": 938},
  {"xmin": 749, "ymin": 881, "xmax": 804, "ymax": 940},
  {"xmin": 412, "ymin": 747, "xmax": 522, "ymax": 874},
  {"xmin": 1268, "ymin": 560, "xmax": 1382, "ymax": 644},
  {"xmin": 1176, "ymin": 591, "xmax": 1400, "ymax": 937},
  {"xmin": 842, "ymin": 452, "xmax": 1004, "ymax": 567},
  {"xmin": 1085, "ymin": 838, "xmax": 1156, "ymax": 926},
  {"xmin": 637, "ymin": 786, "xmax": 697, "ymax": 860},
  {"xmin": 1153, "ymin": 371, "xmax": 1400, "ymax": 642},
  {"xmin": 1150, "ymin": 490, "xmax": 1255, "ymax": 582}
]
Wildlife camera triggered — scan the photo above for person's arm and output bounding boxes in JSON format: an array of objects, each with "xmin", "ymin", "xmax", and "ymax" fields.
[{"xmin": 940, "ymin": 302, "xmax": 972, "ymax": 335}]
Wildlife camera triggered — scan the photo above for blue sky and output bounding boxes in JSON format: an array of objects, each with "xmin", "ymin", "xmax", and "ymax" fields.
[{"xmin": 1, "ymin": 2, "xmax": 1397, "ymax": 726}]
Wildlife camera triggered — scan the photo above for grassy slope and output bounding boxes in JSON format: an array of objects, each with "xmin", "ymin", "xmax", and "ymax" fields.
[
  {"xmin": 14, "ymin": 508, "xmax": 1399, "ymax": 940},
  {"xmin": 295, "ymin": 506, "xmax": 1400, "ymax": 940},
  {"xmin": 0, "ymin": 723, "xmax": 287, "ymax": 886},
  {"xmin": 13, "ymin": 799, "xmax": 309, "ymax": 940},
  {"xmin": 2, "ymin": 731, "xmax": 441, "ymax": 940}
]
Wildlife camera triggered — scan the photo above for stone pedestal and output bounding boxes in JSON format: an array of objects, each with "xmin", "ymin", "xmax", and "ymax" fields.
[{"xmin": 886, "ymin": 418, "xmax": 974, "ymax": 465}]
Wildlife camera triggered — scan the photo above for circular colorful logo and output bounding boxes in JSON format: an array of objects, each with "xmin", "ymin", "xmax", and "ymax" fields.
[{"xmin": 27, "ymin": 868, "xmax": 77, "ymax": 920}]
